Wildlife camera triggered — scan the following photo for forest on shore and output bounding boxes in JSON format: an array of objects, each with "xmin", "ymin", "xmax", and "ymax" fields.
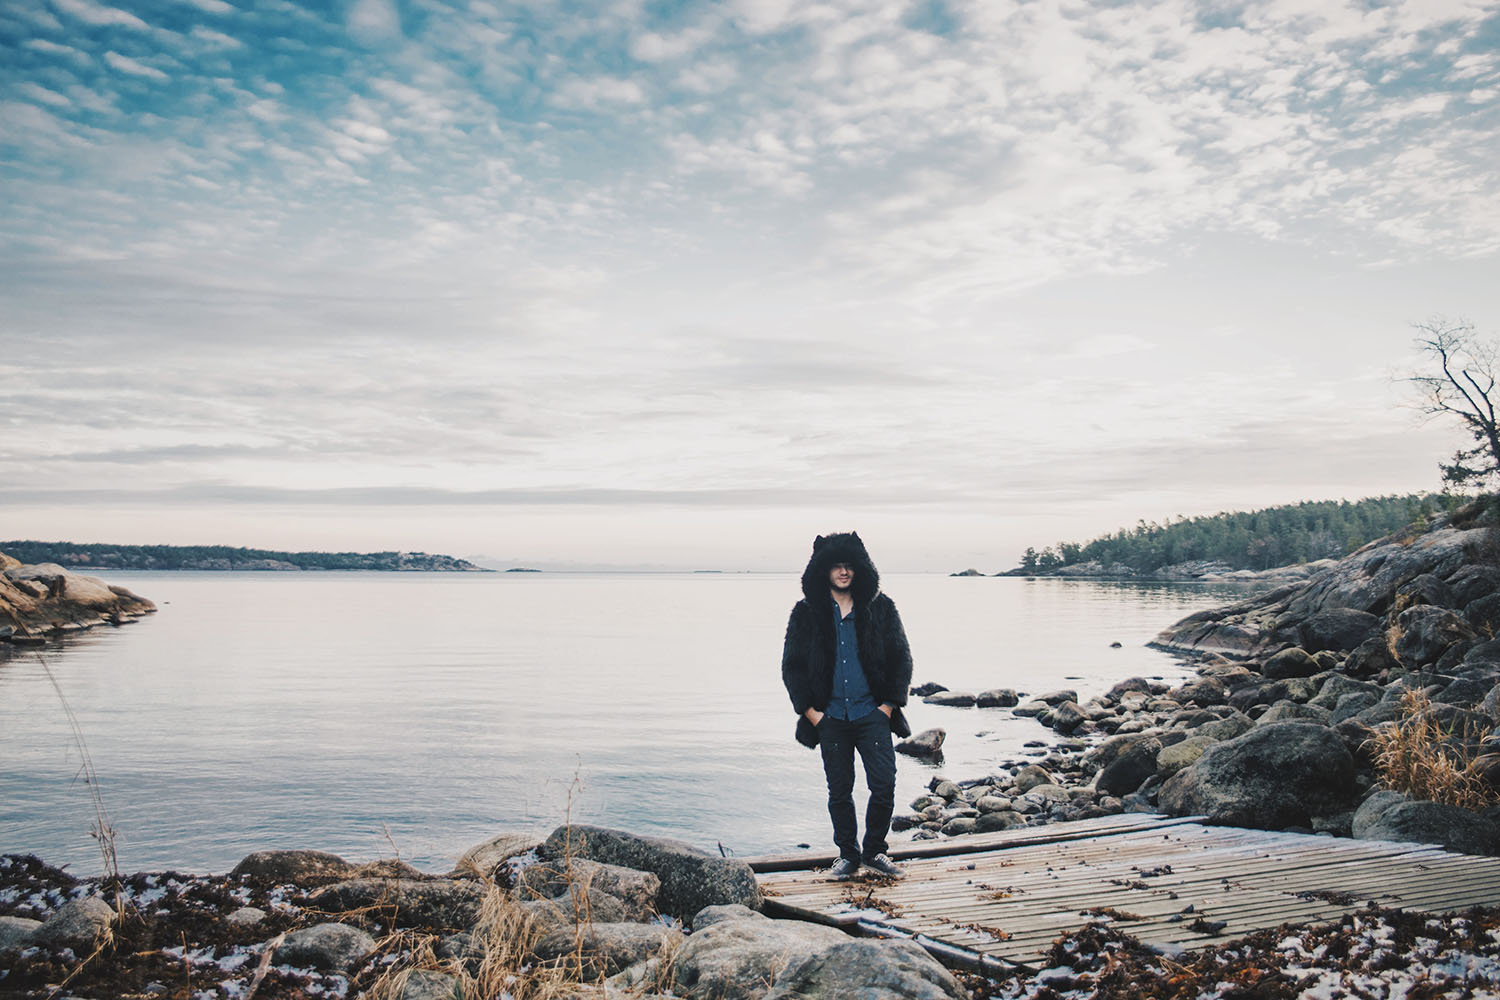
[
  {"xmin": 1008, "ymin": 493, "xmax": 1453, "ymax": 575},
  {"xmin": 0, "ymin": 541, "xmax": 488, "ymax": 572}
]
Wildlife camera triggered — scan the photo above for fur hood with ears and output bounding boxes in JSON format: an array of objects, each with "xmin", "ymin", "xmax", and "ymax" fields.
[{"xmin": 800, "ymin": 531, "xmax": 879, "ymax": 608}]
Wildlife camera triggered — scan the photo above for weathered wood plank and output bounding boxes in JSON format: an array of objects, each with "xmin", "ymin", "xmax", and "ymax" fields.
[{"xmin": 756, "ymin": 816, "xmax": 1500, "ymax": 968}]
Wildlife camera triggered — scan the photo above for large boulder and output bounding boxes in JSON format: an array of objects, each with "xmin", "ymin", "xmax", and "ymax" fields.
[
  {"xmin": 975, "ymin": 688, "xmax": 1020, "ymax": 708},
  {"xmin": 1465, "ymin": 594, "xmax": 1500, "ymax": 637},
  {"xmin": 923, "ymin": 691, "xmax": 976, "ymax": 707},
  {"xmin": 669, "ymin": 905, "xmax": 966, "ymax": 1000},
  {"xmin": 1095, "ymin": 737, "xmax": 1163, "ymax": 796},
  {"xmin": 534, "ymin": 922, "xmax": 678, "ymax": 978},
  {"xmin": 1158, "ymin": 723, "xmax": 1358, "ymax": 829},
  {"xmin": 0, "ymin": 915, "xmax": 41, "ymax": 954},
  {"xmin": 1354, "ymin": 800, "xmax": 1500, "ymax": 856},
  {"xmin": 0, "ymin": 563, "xmax": 155, "ymax": 630},
  {"xmin": 1351, "ymin": 790, "xmax": 1408, "ymax": 838},
  {"xmin": 541, "ymin": 825, "xmax": 759, "ymax": 919},
  {"xmin": 1449, "ymin": 565, "xmax": 1500, "ymax": 606},
  {"xmin": 1155, "ymin": 735, "xmax": 1218, "ymax": 779},
  {"xmin": 1299, "ymin": 609, "xmax": 1382, "ymax": 653},
  {"xmin": 30, "ymin": 896, "xmax": 115, "ymax": 951},
  {"xmin": 1262, "ymin": 647, "xmax": 1320, "ymax": 680},
  {"xmin": 1392, "ymin": 606, "xmax": 1478, "ymax": 668},
  {"xmin": 1395, "ymin": 573, "xmax": 1456, "ymax": 610},
  {"xmin": 1309, "ymin": 674, "xmax": 1383, "ymax": 710},
  {"xmin": 273, "ymin": 922, "xmax": 376, "ymax": 973},
  {"xmin": 305, "ymin": 878, "xmax": 486, "ymax": 930},
  {"xmin": 230, "ymin": 849, "xmax": 361, "ymax": 885},
  {"xmin": 456, "ymin": 832, "xmax": 540, "ymax": 879},
  {"xmin": 517, "ymin": 857, "xmax": 660, "ymax": 921},
  {"xmin": 1046, "ymin": 701, "xmax": 1086, "ymax": 734},
  {"xmin": 896, "ymin": 729, "xmax": 945, "ymax": 757}
]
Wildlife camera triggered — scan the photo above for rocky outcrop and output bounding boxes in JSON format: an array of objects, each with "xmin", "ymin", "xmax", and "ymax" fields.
[
  {"xmin": 541, "ymin": 825, "xmax": 761, "ymax": 919},
  {"xmin": 0, "ymin": 556, "xmax": 155, "ymax": 637},
  {"xmin": 669, "ymin": 905, "xmax": 966, "ymax": 1000}
]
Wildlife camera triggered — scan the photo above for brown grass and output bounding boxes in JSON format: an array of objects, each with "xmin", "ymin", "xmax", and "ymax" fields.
[{"xmin": 1368, "ymin": 689, "xmax": 1500, "ymax": 810}]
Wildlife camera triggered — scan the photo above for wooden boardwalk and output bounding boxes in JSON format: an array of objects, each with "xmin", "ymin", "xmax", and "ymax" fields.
[{"xmin": 748, "ymin": 813, "xmax": 1500, "ymax": 970}]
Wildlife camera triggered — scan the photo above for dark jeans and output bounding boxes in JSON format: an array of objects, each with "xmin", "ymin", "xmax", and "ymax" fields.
[{"xmin": 818, "ymin": 708, "xmax": 897, "ymax": 863}]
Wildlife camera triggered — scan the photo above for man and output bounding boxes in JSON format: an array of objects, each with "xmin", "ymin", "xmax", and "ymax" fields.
[{"xmin": 781, "ymin": 531, "xmax": 914, "ymax": 880}]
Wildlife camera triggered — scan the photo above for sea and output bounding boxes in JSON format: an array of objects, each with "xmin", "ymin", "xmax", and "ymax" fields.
[{"xmin": 0, "ymin": 572, "xmax": 1257, "ymax": 875}]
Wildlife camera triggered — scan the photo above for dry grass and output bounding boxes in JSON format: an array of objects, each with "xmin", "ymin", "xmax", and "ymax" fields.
[{"xmin": 1368, "ymin": 689, "xmax": 1500, "ymax": 810}]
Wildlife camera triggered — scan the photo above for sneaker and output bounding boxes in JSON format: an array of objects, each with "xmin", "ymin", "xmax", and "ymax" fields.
[
  {"xmin": 827, "ymin": 857, "xmax": 860, "ymax": 881},
  {"xmin": 862, "ymin": 853, "xmax": 903, "ymax": 878}
]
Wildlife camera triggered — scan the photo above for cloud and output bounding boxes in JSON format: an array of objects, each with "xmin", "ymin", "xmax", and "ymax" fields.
[
  {"xmin": 103, "ymin": 50, "xmax": 169, "ymax": 79},
  {"xmin": 347, "ymin": 0, "xmax": 401, "ymax": 45},
  {"xmin": 24, "ymin": 38, "xmax": 92, "ymax": 62},
  {"xmin": 16, "ymin": 83, "xmax": 72, "ymax": 108},
  {"xmin": 50, "ymin": 0, "xmax": 150, "ymax": 29},
  {"xmin": 177, "ymin": 0, "xmax": 235, "ymax": 12},
  {"xmin": 554, "ymin": 76, "xmax": 648, "ymax": 106}
]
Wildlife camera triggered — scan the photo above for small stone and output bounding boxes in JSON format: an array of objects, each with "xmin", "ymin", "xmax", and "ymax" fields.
[{"xmin": 225, "ymin": 906, "xmax": 267, "ymax": 928}]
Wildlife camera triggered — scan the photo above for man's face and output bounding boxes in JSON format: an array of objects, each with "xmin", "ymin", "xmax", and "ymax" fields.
[{"xmin": 829, "ymin": 562, "xmax": 854, "ymax": 592}]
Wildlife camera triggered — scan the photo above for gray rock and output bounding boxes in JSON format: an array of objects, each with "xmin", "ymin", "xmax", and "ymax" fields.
[
  {"xmin": 1309, "ymin": 674, "xmax": 1383, "ymax": 710},
  {"xmin": 0, "ymin": 915, "xmax": 42, "ymax": 954},
  {"xmin": 1355, "ymin": 699, "xmax": 1406, "ymax": 726},
  {"xmin": 542, "ymin": 825, "xmax": 759, "ymax": 919},
  {"xmin": 931, "ymin": 780, "xmax": 963, "ymax": 801},
  {"xmin": 896, "ymin": 729, "xmax": 946, "ymax": 756},
  {"xmin": 1448, "ymin": 565, "xmax": 1500, "ymax": 607},
  {"xmin": 1172, "ymin": 677, "xmax": 1228, "ymax": 706},
  {"xmin": 941, "ymin": 816, "xmax": 978, "ymax": 836},
  {"xmin": 32, "ymin": 895, "xmax": 115, "ymax": 951},
  {"xmin": 274, "ymin": 922, "xmax": 376, "ymax": 973},
  {"xmin": 1256, "ymin": 700, "xmax": 1331, "ymax": 726},
  {"xmin": 923, "ymin": 690, "xmax": 976, "ymax": 707},
  {"xmin": 455, "ymin": 831, "xmax": 541, "ymax": 879},
  {"xmin": 670, "ymin": 905, "xmax": 964, "ymax": 1000},
  {"xmin": 1344, "ymin": 637, "xmax": 1400, "ymax": 677},
  {"xmin": 1011, "ymin": 700, "xmax": 1049, "ymax": 717},
  {"xmin": 520, "ymin": 885, "xmax": 631, "ymax": 928},
  {"xmin": 230, "ymin": 849, "xmax": 359, "ymax": 885},
  {"xmin": 975, "ymin": 688, "xmax": 1020, "ymax": 708},
  {"xmin": 1022, "ymin": 784, "xmax": 1070, "ymax": 805},
  {"xmin": 306, "ymin": 878, "xmax": 485, "ymax": 930},
  {"xmin": 393, "ymin": 969, "xmax": 461, "ymax": 1000},
  {"xmin": 1158, "ymin": 722, "xmax": 1358, "ymax": 829},
  {"xmin": 975, "ymin": 795, "xmax": 1012, "ymax": 813},
  {"xmin": 1465, "ymin": 594, "xmax": 1500, "ymax": 637},
  {"xmin": 975, "ymin": 811, "xmax": 1026, "ymax": 833},
  {"xmin": 1299, "ymin": 608, "xmax": 1382, "ymax": 653},
  {"xmin": 1331, "ymin": 692, "xmax": 1379, "ymax": 723},
  {"xmin": 1351, "ymin": 790, "xmax": 1409, "ymax": 838},
  {"xmin": 1036, "ymin": 689, "xmax": 1079, "ymax": 705},
  {"xmin": 1483, "ymin": 683, "xmax": 1500, "ymax": 721},
  {"xmin": 1107, "ymin": 677, "xmax": 1163, "ymax": 699},
  {"xmin": 1195, "ymin": 712, "xmax": 1254, "ymax": 741},
  {"xmin": 517, "ymin": 858, "xmax": 660, "ymax": 921},
  {"xmin": 1263, "ymin": 647, "xmax": 1320, "ymax": 680},
  {"xmin": 1396, "ymin": 573, "xmax": 1456, "ymax": 610},
  {"xmin": 225, "ymin": 906, "xmax": 267, "ymax": 928},
  {"xmin": 1013, "ymin": 764, "xmax": 1056, "ymax": 792},
  {"xmin": 1355, "ymin": 800, "xmax": 1500, "ymax": 856},
  {"xmin": 1155, "ymin": 735, "xmax": 1218, "ymax": 779},
  {"xmin": 1095, "ymin": 737, "xmax": 1162, "ymax": 796},
  {"xmin": 1393, "ymin": 606, "xmax": 1479, "ymax": 668},
  {"xmin": 1438, "ymin": 677, "xmax": 1494, "ymax": 709},
  {"xmin": 534, "ymin": 922, "xmax": 678, "ymax": 978},
  {"xmin": 1047, "ymin": 701, "xmax": 1086, "ymax": 734}
]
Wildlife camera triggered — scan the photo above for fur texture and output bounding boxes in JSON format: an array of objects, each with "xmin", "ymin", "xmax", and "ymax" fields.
[{"xmin": 781, "ymin": 532, "xmax": 913, "ymax": 746}]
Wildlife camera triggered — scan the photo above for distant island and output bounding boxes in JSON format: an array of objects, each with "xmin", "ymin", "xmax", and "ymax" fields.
[
  {"xmin": 0, "ymin": 541, "xmax": 490, "ymax": 572},
  {"xmin": 958, "ymin": 493, "xmax": 1453, "ymax": 578}
]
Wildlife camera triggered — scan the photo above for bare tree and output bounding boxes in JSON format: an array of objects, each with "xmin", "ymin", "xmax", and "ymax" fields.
[{"xmin": 1408, "ymin": 318, "xmax": 1500, "ymax": 487}]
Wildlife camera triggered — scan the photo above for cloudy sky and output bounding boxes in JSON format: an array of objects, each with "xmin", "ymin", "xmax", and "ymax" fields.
[{"xmin": 3, "ymin": 0, "xmax": 1498, "ymax": 571}]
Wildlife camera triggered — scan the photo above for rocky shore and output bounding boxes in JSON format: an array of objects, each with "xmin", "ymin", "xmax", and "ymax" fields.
[
  {"xmin": 6, "ymin": 829, "xmax": 1500, "ymax": 1000},
  {"xmin": 900, "ymin": 498, "xmax": 1500, "ymax": 860},
  {"xmin": 0, "ymin": 552, "xmax": 155, "ymax": 646}
]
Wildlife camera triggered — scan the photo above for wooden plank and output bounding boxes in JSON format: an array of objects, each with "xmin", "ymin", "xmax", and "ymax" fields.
[
  {"xmin": 745, "ymin": 813, "xmax": 1206, "ymax": 871},
  {"xmin": 754, "ymin": 816, "xmax": 1500, "ymax": 969}
]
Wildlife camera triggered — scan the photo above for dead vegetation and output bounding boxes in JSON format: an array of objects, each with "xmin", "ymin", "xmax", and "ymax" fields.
[{"xmin": 1368, "ymin": 689, "xmax": 1500, "ymax": 810}]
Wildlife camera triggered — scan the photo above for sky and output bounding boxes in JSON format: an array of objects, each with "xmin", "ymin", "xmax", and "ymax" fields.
[{"xmin": 2, "ymin": 0, "xmax": 1499, "ymax": 572}]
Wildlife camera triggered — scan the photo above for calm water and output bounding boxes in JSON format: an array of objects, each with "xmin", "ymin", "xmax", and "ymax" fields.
[{"xmin": 0, "ymin": 572, "xmax": 1252, "ymax": 875}]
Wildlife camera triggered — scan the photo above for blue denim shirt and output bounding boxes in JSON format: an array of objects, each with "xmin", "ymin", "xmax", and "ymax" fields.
[{"xmin": 826, "ymin": 598, "xmax": 878, "ymax": 720}]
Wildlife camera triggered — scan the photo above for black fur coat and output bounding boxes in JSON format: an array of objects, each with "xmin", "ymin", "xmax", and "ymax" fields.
[{"xmin": 780, "ymin": 532, "xmax": 913, "ymax": 747}]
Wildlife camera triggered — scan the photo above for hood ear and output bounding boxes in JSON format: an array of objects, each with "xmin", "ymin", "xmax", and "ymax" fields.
[
  {"xmin": 850, "ymin": 531, "xmax": 861, "ymax": 542},
  {"xmin": 812, "ymin": 535, "xmax": 828, "ymax": 551}
]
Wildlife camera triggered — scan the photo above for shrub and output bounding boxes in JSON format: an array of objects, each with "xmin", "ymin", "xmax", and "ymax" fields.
[{"xmin": 1368, "ymin": 689, "xmax": 1500, "ymax": 811}]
